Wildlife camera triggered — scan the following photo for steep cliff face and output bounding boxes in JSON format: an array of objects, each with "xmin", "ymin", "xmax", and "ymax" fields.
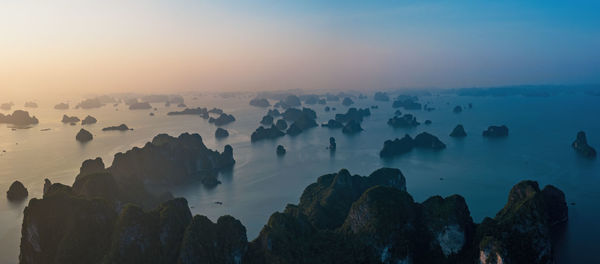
[
  {"xmin": 476, "ymin": 181, "xmax": 568, "ymax": 264},
  {"xmin": 297, "ymin": 168, "xmax": 406, "ymax": 230},
  {"xmin": 179, "ymin": 215, "xmax": 247, "ymax": 264},
  {"xmin": 109, "ymin": 133, "xmax": 234, "ymax": 189},
  {"xmin": 107, "ymin": 198, "xmax": 192, "ymax": 264},
  {"xmin": 20, "ymin": 184, "xmax": 117, "ymax": 264},
  {"xmin": 19, "ymin": 168, "xmax": 567, "ymax": 264}
]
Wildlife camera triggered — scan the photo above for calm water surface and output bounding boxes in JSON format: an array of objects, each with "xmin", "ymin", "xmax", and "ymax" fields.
[{"xmin": 0, "ymin": 93, "xmax": 598, "ymax": 263}]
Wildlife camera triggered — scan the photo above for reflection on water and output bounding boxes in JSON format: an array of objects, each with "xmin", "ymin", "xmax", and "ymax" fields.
[{"xmin": 0, "ymin": 93, "xmax": 599, "ymax": 263}]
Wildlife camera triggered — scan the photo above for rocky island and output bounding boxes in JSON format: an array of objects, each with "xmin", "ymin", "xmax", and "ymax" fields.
[
  {"xmin": 167, "ymin": 107, "xmax": 209, "ymax": 118},
  {"xmin": 209, "ymin": 113, "xmax": 236, "ymax": 126},
  {"xmin": 17, "ymin": 167, "xmax": 567, "ymax": 264},
  {"xmin": 76, "ymin": 98, "xmax": 104, "ymax": 109},
  {"xmin": 380, "ymin": 132, "xmax": 446, "ymax": 158},
  {"xmin": 61, "ymin": 115, "xmax": 80, "ymax": 123},
  {"xmin": 374, "ymin": 91, "xmax": 390, "ymax": 101},
  {"xmin": 572, "ymin": 131, "xmax": 596, "ymax": 158},
  {"xmin": 0, "ymin": 110, "xmax": 39, "ymax": 126},
  {"xmin": 275, "ymin": 119, "xmax": 287, "ymax": 130},
  {"xmin": 450, "ymin": 124, "xmax": 467, "ymax": 137},
  {"xmin": 387, "ymin": 114, "xmax": 420, "ymax": 128},
  {"xmin": 342, "ymin": 97, "xmax": 354, "ymax": 106},
  {"xmin": 215, "ymin": 127, "xmax": 229, "ymax": 138},
  {"xmin": 76, "ymin": 128, "xmax": 93, "ymax": 142},
  {"xmin": 54, "ymin": 103, "xmax": 69, "ymax": 110},
  {"xmin": 129, "ymin": 101, "xmax": 152, "ymax": 110},
  {"xmin": 276, "ymin": 145, "xmax": 286, "ymax": 156},
  {"xmin": 342, "ymin": 120, "xmax": 363, "ymax": 134},
  {"xmin": 81, "ymin": 115, "xmax": 97, "ymax": 125},
  {"xmin": 102, "ymin": 124, "xmax": 132, "ymax": 131},
  {"xmin": 24, "ymin": 102, "xmax": 38, "ymax": 108},
  {"xmin": 251, "ymin": 125, "xmax": 285, "ymax": 142},
  {"xmin": 483, "ymin": 125, "xmax": 509, "ymax": 137},
  {"xmin": 281, "ymin": 107, "xmax": 318, "ymax": 136},
  {"xmin": 250, "ymin": 97, "xmax": 270, "ymax": 107},
  {"xmin": 6, "ymin": 180, "xmax": 28, "ymax": 201},
  {"xmin": 392, "ymin": 95, "xmax": 422, "ymax": 110},
  {"xmin": 0, "ymin": 102, "xmax": 13, "ymax": 110},
  {"xmin": 260, "ymin": 115, "xmax": 273, "ymax": 125}
]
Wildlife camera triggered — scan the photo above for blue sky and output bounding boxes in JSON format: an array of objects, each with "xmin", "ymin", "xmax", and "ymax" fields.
[{"xmin": 1, "ymin": 0, "xmax": 599, "ymax": 93}]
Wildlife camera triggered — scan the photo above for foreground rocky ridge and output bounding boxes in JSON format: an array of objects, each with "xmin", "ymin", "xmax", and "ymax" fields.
[{"xmin": 20, "ymin": 167, "xmax": 566, "ymax": 264}]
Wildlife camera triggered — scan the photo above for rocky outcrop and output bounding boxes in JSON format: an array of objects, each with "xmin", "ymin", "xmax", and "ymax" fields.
[
  {"xmin": 392, "ymin": 96, "xmax": 422, "ymax": 110},
  {"xmin": 281, "ymin": 108, "xmax": 317, "ymax": 135},
  {"xmin": 250, "ymin": 98, "xmax": 270, "ymax": 107},
  {"xmin": 208, "ymin": 108, "xmax": 224, "ymax": 115},
  {"xmin": 260, "ymin": 115, "xmax": 273, "ymax": 125},
  {"xmin": 276, "ymin": 145, "xmax": 286, "ymax": 156},
  {"xmin": 380, "ymin": 132, "xmax": 445, "ymax": 158},
  {"xmin": 7, "ymin": 180, "xmax": 28, "ymax": 201},
  {"xmin": 335, "ymin": 108, "xmax": 370, "ymax": 124},
  {"xmin": 76, "ymin": 128, "xmax": 93, "ymax": 142},
  {"xmin": 450, "ymin": 124, "xmax": 467, "ymax": 137},
  {"xmin": 387, "ymin": 114, "xmax": 420, "ymax": 128},
  {"xmin": 209, "ymin": 113, "xmax": 236, "ymax": 126},
  {"xmin": 18, "ymin": 167, "xmax": 567, "ymax": 264},
  {"xmin": 110, "ymin": 133, "xmax": 234, "ymax": 190},
  {"xmin": 167, "ymin": 107, "xmax": 209, "ymax": 119},
  {"xmin": 129, "ymin": 101, "xmax": 152, "ymax": 110},
  {"xmin": 275, "ymin": 95, "xmax": 302, "ymax": 109},
  {"xmin": 297, "ymin": 168, "xmax": 407, "ymax": 230},
  {"xmin": 342, "ymin": 120, "xmax": 363, "ymax": 134},
  {"xmin": 102, "ymin": 124, "xmax": 131, "ymax": 131},
  {"xmin": 215, "ymin": 128, "xmax": 229, "ymax": 138},
  {"xmin": 321, "ymin": 119, "xmax": 343, "ymax": 129},
  {"xmin": 81, "ymin": 115, "xmax": 97, "ymax": 125},
  {"xmin": 19, "ymin": 183, "xmax": 118, "ymax": 264},
  {"xmin": 1, "ymin": 102, "xmax": 14, "ymax": 110},
  {"xmin": 24, "ymin": 102, "xmax": 38, "ymax": 108},
  {"xmin": 483, "ymin": 125, "xmax": 509, "ymax": 138},
  {"xmin": 342, "ymin": 97, "xmax": 354, "ymax": 106},
  {"xmin": 267, "ymin": 109, "xmax": 281, "ymax": 117},
  {"xmin": 61, "ymin": 115, "xmax": 80, "ymax": 123},
  {"xmin": 301, "ymin": 94, "xmax": 319, "ymax": 105},
  {"xmin": 286, "ymin": 123, "xmax": 303, "ymax": 136},
  {"xmin": 476, "ymin": 181, "xmax": 567, "ymax": 264},
  {"xmin": 54, "ymin": 103, "xmax": 69, "ymax": 110},
  {"xmin": 414, "ymin": 132, "xmax": 447, "ymax": 149},
  {"xmin": 572, "ymin": 131, "xmax": 596, "ymax": 158},
  {"xmin": 453, "ymin": 106, "xmax": 463, "ymax": 113},
  {"xmin": 179, "ymin": 215, "xmax": 247, "ymax": 264},
  {"xmin": 251, "ymin": 125, "xmax": 285, "ymax": 142},
  {"xmin": 283, "ymin": 95, "xmax": 301, "ymax": 107},
  {"xmin": 374, "ymin": 92, "xmax": 390, "ymax": 101},
  {"xmin": 329, "ymin": 137, "xmax": 336, "ymax": 150},
  {"xmin": 275, "ymin": 119, "xmax": 287, "ymax": 131},
  {"xmin": 76, "ymin": 98, "xmax": 104, "ymax": 109},
  {"xmin": 0, "ymin": 110, "xmax": 39, "ymax": 126}
]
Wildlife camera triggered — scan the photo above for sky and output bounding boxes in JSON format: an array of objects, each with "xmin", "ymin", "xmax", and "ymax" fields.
[{"xmin": 1, "ymin": 0, "xmax": 599, "ymax": 96}]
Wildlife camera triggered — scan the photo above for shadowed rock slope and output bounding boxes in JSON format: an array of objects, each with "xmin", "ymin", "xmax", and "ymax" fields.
[{"xmin": 19, "ymin": 168, "xmax": 566, "ymax": 264}]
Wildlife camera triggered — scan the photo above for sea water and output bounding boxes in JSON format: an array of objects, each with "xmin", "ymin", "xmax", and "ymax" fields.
[{"xmin": 0, "ymin": 92, "xmax": 598, "ymax": 263}]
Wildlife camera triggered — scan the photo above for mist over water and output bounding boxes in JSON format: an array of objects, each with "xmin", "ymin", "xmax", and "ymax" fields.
[{"xmin": 0, "ymin": 91, "xmax": 598, "ymax": 263}]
